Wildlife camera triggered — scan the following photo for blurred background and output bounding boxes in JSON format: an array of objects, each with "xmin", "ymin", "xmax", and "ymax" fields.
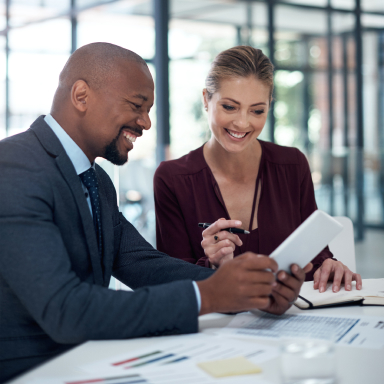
[{"xmin": 0, "ymin": 0, "xmax": 383, "ymax": 278}]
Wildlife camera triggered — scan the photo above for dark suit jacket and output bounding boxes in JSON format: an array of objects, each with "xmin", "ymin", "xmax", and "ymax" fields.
[{"xmin": 0, "ymin": 116, "xmax": 213, "ymax": 382}]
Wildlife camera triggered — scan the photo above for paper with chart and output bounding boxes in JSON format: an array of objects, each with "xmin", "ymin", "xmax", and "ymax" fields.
[
  {"xmin": 217, "ymin": 312, "xmax": 384, "ymax": 349},
  {"xmin": 28, "ymin": 363, "xmax": 273, "ymax": 384},
  {"xmin": 81, "ymin": 333, "xmax": 278, "ymax": 374},
  {"xmin": 336, "ymin": 316, "xmax": 384, "ymax": 348},
  {"xmin": 29, "ymin": 334, "xmax": 277, "ymax": 384}
]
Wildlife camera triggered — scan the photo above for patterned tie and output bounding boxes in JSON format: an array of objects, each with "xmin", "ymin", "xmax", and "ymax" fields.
[{"xmin": 79, "ymin": 168, "xmax": 102, "ymax": 256}]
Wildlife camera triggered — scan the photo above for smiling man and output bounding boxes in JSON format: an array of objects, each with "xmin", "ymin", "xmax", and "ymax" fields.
[{"xmin": 0, "ymin": 43, "xmax": 308, "ymax": 383}]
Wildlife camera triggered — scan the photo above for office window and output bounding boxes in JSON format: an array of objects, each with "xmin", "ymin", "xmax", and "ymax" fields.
[{"xmin": 7, "ymin": 19, "xmax": 71, "ymax": 137}]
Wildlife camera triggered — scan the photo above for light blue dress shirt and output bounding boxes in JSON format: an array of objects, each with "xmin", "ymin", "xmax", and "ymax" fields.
[
  {"xmin": 43, "ymin": 114, "xmax": 202, "ymax": 312},
  {"xmin": 44, "ymin": 114, "xmax": 94, "ymax": 215}
]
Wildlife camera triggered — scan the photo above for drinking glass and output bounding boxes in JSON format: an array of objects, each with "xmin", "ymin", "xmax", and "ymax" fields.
[{"xmin": 280, "ymin": 333, "xmax": 337, "ymax": 384}]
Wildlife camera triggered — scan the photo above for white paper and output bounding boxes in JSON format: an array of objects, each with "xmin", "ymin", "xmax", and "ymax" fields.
[
  {"xmin": 81, "ymin": 333, "xmax": 278, "ymax": 375},
  {"xmin": 29, "ymin": 359, "xmax": 273, "ymax": 384},
  {"xmin": 220, "ymin": 312, "xmax": 358, "ymax": 340},
  {"xmin": 337, "ymin": 317, "xmax": 384, "ymax": 348},
  {"xmin": 217, "ymin": 311, "xmax": 384, "ymax": 349},
  {"xmin": 27, "ymin": 334, "xmax": 277, "ymax": 384}
]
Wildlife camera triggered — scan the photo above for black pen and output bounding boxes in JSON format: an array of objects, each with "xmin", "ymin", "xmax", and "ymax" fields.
[{"xmin": 198, "ymin": 223, "xmax": 250, "ymax": 234}]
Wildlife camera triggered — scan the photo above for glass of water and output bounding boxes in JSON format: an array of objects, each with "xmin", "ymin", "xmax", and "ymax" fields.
[{"xmin": 280, "ymin": 334, "xmax": 337, "ymax": 384}]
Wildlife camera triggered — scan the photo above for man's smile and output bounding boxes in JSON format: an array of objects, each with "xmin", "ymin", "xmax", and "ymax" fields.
[
  {"xmin": 120, "ymin": 126, "xmax": 143, "ymax": 145},
  {"xmin": 123, "ymin": 131, "xmax": 138, "ymax": 143}
]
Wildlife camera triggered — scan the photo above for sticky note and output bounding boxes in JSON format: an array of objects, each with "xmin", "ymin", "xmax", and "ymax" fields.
[{"xmin": 197, "ymin": 356, "xmax": 262, "ymax": 378}]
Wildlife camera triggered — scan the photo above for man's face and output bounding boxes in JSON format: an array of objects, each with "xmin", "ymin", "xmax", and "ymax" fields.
[{"xmin": 84, "ymin": 61, "xmax": 154, "ymax": 165}]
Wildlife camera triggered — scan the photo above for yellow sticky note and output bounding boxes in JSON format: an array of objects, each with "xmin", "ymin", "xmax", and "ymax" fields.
[{"xmin": 197, "ymin": 356, "xmax": 262, "ymax": 378}]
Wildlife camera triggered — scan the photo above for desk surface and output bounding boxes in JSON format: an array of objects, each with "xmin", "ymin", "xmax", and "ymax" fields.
[{"xmin": 8, "ymin": 305, "xmax": 384, "ymax": 384}]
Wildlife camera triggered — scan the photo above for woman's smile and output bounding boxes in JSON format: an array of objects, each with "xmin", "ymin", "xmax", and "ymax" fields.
[{"xmin": 225, "ymin": 128, "xmax": 250, "ymax": 140}]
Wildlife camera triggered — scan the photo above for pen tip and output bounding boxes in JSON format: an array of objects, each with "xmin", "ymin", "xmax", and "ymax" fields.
[{"xmin": 244, "ymin": 230, "xmax": 250, "ymax": 234}]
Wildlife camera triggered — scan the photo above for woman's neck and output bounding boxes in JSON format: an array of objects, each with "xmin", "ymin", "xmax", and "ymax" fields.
[{"xmin": 203, "ymin": 137, "xmax": 262, "ymax": 183}]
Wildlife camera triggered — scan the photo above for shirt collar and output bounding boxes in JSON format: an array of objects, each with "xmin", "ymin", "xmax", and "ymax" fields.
[{"xmin": 44, "ymin": 114, "xmax": 93, "ymax": 175}]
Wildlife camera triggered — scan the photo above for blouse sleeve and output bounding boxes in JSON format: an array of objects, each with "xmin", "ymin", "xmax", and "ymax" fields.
[
  {"xmin": 297, "ymin": 150, "xmax": 335, "ymax": 281},
  {"xmin": 154, "ymin": 163, "xmax": 209, "ymax": 266}
]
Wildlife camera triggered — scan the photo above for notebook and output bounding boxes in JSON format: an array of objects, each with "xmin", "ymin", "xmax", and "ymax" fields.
[{"xmin": 295, "ymin": 279, "xmax": 384, "ymax": 309}]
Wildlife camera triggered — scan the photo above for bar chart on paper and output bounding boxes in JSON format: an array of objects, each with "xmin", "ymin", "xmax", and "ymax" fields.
[
  {"xmin": 29, "ymin": 335, "xmax": 277, "ymax": 384},
  {"xmin": 30, "ymin": 366, "xmax": 272, "ymax": 384},
  {"xmin": 81, "ymin": 333, "xmax": 278, "ymax": 374}
]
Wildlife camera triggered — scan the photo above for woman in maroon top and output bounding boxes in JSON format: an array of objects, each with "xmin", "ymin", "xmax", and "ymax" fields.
[{"xmin": 154, "ymin": 46, "xmax": 361, "ymax": 293}]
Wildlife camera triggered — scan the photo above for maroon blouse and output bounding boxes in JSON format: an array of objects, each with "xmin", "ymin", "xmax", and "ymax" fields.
[{"xmin": 154, "ymin": 140, "xmax": 333, "ymax": 281}]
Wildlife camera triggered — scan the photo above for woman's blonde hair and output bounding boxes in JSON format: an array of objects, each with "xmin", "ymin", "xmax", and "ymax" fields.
[{"xmin": 205, "ymin": 46, "xmax": 274, "ymax": 101}]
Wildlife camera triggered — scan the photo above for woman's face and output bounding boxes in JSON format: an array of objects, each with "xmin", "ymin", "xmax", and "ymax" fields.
[{"xmin": 203, "ymin": 76, "xmax": 270, "ymax": 153}]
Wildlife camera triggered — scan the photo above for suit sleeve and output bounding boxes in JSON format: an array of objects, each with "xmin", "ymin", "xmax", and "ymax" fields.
[
  {"xmin": 297, "ymin": 149, "xmax": 335, "ymax": 281},
  {"xmin": 113, "ymin": 213, "xmax": 213, "ymax": 285},
  {"xmin": 0, "ymin": 145, "xmax": 212, "ymax": 345},
  {"xmin": 153, "ymin": 163, "xmax": 207, "ymax": 266}
]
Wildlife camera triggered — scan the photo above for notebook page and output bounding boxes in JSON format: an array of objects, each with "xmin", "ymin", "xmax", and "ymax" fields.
[{"xmin": 297, "ymin": 278, "xmax": 384, "ymax": 306}]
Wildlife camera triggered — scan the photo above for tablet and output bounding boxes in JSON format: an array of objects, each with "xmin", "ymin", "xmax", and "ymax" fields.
[{"xmin": 270, "ymin": 210, "xmax": 343, "ymax": 274}]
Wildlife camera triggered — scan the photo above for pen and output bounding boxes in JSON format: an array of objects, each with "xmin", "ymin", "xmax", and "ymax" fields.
[{"xmin": 198, "ymin": 223, "xmax": 250, "ymax": 234}]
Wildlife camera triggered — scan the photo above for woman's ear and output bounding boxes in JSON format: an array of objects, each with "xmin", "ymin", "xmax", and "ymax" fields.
[
  {"xmin": 202, "ymin": 88, "xmax": 209, "ymax": 111},
  {"xmin": 71, "ymin": 80, "xmax": 89, "ymax": 112}
]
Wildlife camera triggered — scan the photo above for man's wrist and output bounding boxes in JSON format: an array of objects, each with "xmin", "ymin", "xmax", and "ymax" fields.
[{"xmin": 196, "ymin": 279, "xmax": 214, "ymax": 315}]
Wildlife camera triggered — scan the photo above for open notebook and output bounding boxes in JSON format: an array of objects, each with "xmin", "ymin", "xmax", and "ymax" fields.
[{"xmin": 295, "ymin": 278, "xmax": 384, "ymax": 309}]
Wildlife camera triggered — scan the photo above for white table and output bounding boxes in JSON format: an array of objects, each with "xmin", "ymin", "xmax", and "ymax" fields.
[{"xmin": 8, "ymin": 305, "xmax": 384, "ymax": 384}]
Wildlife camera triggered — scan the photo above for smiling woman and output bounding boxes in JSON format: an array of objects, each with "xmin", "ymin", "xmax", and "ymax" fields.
[{"xmin": 154, "ymin": 45, "xmax": 361, "ymax": 294}]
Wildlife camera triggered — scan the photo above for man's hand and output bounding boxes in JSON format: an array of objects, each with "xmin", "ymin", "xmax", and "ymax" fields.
[
  {"xmin": 262, "ymin": 263, "xmax": 313, "ymax": 316},
  {"xmin": 197, "ymin": 252, "xmax": 278, "ymax": 315},
  {"xmin": 313, "ymin": 259, "xmax": 362, "ymax": 293}
]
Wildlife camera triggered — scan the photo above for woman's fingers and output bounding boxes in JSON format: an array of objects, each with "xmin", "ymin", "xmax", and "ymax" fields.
[
  {"xmin": 201, "ymin": 220, "xmax": 244, "ymax": 267},
  {"xmin": 202, "ymin": 239, "xmax": 235, "ymax": 267},
  {"xmin": 331, "ymin": 262, "xmax": 345, "ymax": 292},
  {"xmin": 313, "ymin": 259, "xmax": 363, "ymax": 292},
  {"xmin": 202, "ymin": 218, "xmax": 243, "ymax": 236},
  {"xmin": 209, "ymin": 230, "xmax": 243, "ymax": 247},
  {"xmin": 342, "ymin": 268, "xmax": 353, "ymax": 291},
  {"xmin": 208, "ymin": 245, "xmax": 235, "ymax": 266},
  {"xmin": 317, "ymin": 259, "xmax": 334, "ymax": 293},
  {"xmin": 354, "ymin": 273, "xmax": 363, "ymax": 290}
]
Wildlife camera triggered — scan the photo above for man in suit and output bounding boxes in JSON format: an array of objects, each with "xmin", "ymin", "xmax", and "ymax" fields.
[{"xmin": 0, "ymin": 43, "xmax": 310, "ymax": 382}]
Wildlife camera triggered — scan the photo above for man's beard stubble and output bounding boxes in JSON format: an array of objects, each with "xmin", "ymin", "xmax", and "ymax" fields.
[
  {"xmin": 103, "ymin": 129, "xmax": 128, "ymax": 166},
  {"xmin": 103, "ymin": 126, "xmax": 142, "ymax": 166}
]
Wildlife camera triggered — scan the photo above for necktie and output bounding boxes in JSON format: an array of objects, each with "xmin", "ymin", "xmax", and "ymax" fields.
[{"xmin": 79, "ymin": 168, "xmax": 102, "ymax": 255}]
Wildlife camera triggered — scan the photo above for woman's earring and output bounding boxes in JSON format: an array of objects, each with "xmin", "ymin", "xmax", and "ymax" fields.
[{"xmin": 204, "ymin": 107, "xmax": 208, "ymax": 111}]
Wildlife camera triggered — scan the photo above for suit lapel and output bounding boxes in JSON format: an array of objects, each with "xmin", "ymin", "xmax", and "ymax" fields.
[
  {"xmin": 55, "ymin": 155, "xmax": 104, "ymax": 285},
  {"xmin": 31, "ymin": 116, "xmax": 104, "ymax": 286},
  {"xmin": 96, "ymin": 170, "xmax": 114, "ymax": 287}
]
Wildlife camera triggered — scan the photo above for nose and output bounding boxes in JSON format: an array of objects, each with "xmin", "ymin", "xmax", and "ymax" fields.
[
  {"xmin": 137, "ymin": 112, "xmax": 151, "ymax": 131},
  {"xmin": 233, "ymin": 111, "xmax": 249, "ymax": 130}
]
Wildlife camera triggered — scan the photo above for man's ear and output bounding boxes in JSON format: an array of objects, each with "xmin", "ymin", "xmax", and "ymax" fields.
[{"xmin": 71, "ymin": 80, "xmax": 89, "ymax": 112}]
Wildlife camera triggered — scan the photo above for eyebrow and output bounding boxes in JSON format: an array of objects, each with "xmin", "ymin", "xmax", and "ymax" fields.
[
  {"xmin": 222, "ymin": 98, "xmax": 267, "ymax": 107},
  {"xmin": 132, "ymin": 94, "xmax": 148, "ymax": 102}
]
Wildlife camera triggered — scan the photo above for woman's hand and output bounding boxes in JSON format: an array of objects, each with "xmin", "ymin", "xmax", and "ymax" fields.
[
  {"xmin": 201, "ymin": 218, "xmax": 243, "ymax": 268},
  {"xmin": 313, "ymin": 259, "xmax": 362, "ymax": 293}
]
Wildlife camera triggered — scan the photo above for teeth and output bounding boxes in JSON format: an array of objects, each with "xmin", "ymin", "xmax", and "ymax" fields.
[
  {"xmin": 123, "ymin": 132, "xmax": 137, "ymax": 143},
  {"xmin": 227, "ymin": 130, "xmax": 247, "ymax": 139}
]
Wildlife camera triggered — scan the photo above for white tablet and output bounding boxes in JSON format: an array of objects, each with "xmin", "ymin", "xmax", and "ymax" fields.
[{"xmin": 270, "ymin": 210, "xmax": 343, "ymax": 274}]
